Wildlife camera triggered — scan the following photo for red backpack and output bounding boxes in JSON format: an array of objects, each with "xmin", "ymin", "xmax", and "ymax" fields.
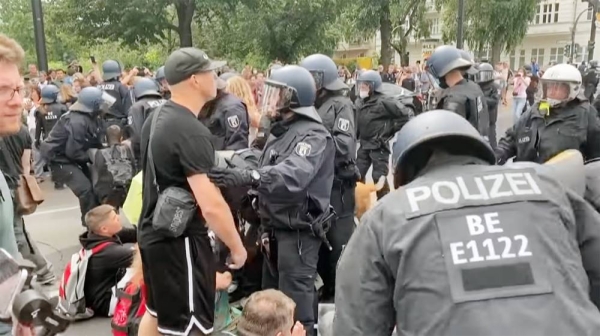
[{"xmin": 111, "ymin": 282, "xmax": 146, "ymax": 336}]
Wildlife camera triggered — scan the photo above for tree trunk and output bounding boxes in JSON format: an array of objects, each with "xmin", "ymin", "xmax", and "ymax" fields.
[
  {"xmin": 379, "ymin": 0, "xmax": 393, "ymax": 68},
  {"xmin": 491, "ymin": 41, "xmax": 502, "ymax": 65},
  {"xmin": 175, "ymin": 0, "xmax": 196, "ymax": 47}
]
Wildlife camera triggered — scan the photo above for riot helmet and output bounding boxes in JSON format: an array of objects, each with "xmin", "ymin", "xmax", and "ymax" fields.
[
  {"xmin": 300, "ymin": 54, "xmax": 348, "ymax": 91},
  {"xmin": 476, "ymin": 62, "xmax": 495, "ymax": 83},
  {"xmin": 392, "ymin": 110, "xmax": 495, "ymax": 187},
  {"xmin": 540, "ymin": 63, "xmax": 582, "ymax": 107},
  {"xmin": 267, "ymin": 64, "xmax": 283, "ymax": 78},
  {"xmin": 133, "ymin": 78, "xmax": 161, "ymax": 99},
  {"xmin": 259, "ymin": 65, "xmax": 320, "ymax": 122},
  {"xmin": 155, "ymin": 66, "xmax": 165, "ymax": 82},
  {"xmin": 101, "ymin": 60, "xmax": 122, "ymax": 81},
  {"xmin": 590, "ymin": 60, "xmax": 598, "ymax": 69},
  {"xmin": 426, "ymin": 45, "xmax": 472, "ymax": 79},
  {"xmin": 355, "ymin": 70, "xmax": 383, "ymax": 98},
  {"xmin": 70, "ymin": 87, "xmax": 116, "ymax": 114},
  {"xmin": 40, "ymin": 84, "xmax": 60, "ymax": 104},
  {"xmin": 459, "ymin": 50, "xmax": 478, "ymax": 76}
]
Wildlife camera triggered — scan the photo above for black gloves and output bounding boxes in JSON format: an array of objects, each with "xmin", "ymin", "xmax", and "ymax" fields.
[
  {"xmin": 337, "ymin": 163, "xmax": 361, "ymax": 182},
  {"xmin": 208, "ymin": 167, "xmax": 258, "ymax": 188}
]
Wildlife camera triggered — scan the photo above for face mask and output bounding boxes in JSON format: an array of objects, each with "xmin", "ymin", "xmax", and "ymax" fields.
[{"xmin": 359, "ymin": 90, "xmax": 369, "ymax": 98}]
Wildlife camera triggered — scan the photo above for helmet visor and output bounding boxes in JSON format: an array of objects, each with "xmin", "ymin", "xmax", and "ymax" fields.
[
  {"xmin": 309, "ymin": 71, "xmax": 324, "ymax": 90},
  {"xmin": 259, "ymin": 80, "xmax": 294, "ymax": 118},
  {"xmin": 541, "ymin": 80, "xmax": 575, "ymax": 105},
  {"xmin": 101, "ymin": 92, "xmax": 117, "ymax": 109},
  {"xmin": 355, "ymin": 81, "xmax": 373, "ymax": 97},
  {"xmin": 477, "ymin": 70, "xmax": 495, "ymax": 82}
]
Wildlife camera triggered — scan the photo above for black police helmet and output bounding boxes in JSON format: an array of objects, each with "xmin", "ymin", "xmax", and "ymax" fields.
[
  {"xmin": 300, "ymin": 54, "xmax": 347, "ymax": 91},
  {"xmin": 459, "ymin": 50, "xmax": 478, "ymax": 76},
  {"xmin": 267, "ymin": 64, "xmax": 283, "ymax": 79},
  {"xmin": 155, "ymin": 66, "xmax": 165, "ymax": 81},
  {"xmin": 392, "ymin": 110, "xmax": 496, "ymax": 187},
  {"xmin": 426, "ymin": 46, "xmax": 472, "ymax": 78},
  {"xmin": 356, "ymin": 70, "xmax": 383, "ymax": 93},
  {"xmin": 70, "ymin": 87, "xmax": 114, "ymax": 114},
  {"xmin": 476, "ymin": 62, "xmax": 495, "ymax": 83},
  {"xmin": 267, "ymin": 65, "xmax": 320, "ymax": 120},
  {"xmin": 40, "ymin": 84, "xmax": 59, "ymax": 104},
  {"xmin": 133, "ymin": 78, "xmax": 161, "ymax": 99},
  {"xmin": 102, "ymin": 60, "xmax": 122, "ymax": 81}
]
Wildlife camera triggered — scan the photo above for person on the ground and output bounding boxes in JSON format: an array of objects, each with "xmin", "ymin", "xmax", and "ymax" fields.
[
  {"xmin": 80, "ymin": 205, "xmax": 136, "ymax": 317},
  {"xmin": 335, "ymin": 110, "xmax": 600, "ymax": 335},
  {"xmin": 497, "ymin": 64, "xmax": 600, "ymax": 165},
  {"xmin": 207, "ymin": 65, "xmax": 335, "ymax": 336},
  {"xmin": 136, "ymin": 48, "xmax": 247, "ymax": 336},
  {"xmin": 300, "ymin": 53, "xmax": 358, "ymax": 302}
]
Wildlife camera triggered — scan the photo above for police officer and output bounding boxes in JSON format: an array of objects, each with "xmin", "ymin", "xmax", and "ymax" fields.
[
  {"xmin": 355, "ymin": 70, "xmax": 413, "ymax": 199},
  {"xmin": 207, "ymin": 65, "xmax": 335, "ymax": 336},
  {"xmin": 127, "ymin": 77, "xmax": 166, "ymax": 168},
  {"xmin": 427, "ymin": 45, "xmax": 489, "ymax": 136},
  {"xmin": 252, "ymin": 66, "xmax": 283, "ymax": 150},
  {"xmin": 334, "ymin": 110, "xmax": 600, "ymax": 335},
  {"xmin": 300, "ymin": 53, "xmax": 358, "ymax": 302},
  {"xmin": 97, "ymin": 60, "xmax": 130, "ymax": 128},
  {"xmin": 476, "ymin": 62, "xmax": 501, "ymax": 150},
  {"xmin": 155, "ymin": 65, "xmax": 171, "ymax": 100},
  {"xmin": 583, "ymin": 60, "xmax": 599, "ymax": 101},
  {"xmin": 41, "ymin": 87, "xmax": 112, "ymax": 226},
  {"xmin": 497, "ymin": 63, "xmax": 600, "ymax": 164},
  {"xmin": 198, "ymin": 76, "xmax": 249, "ymax": 150}
]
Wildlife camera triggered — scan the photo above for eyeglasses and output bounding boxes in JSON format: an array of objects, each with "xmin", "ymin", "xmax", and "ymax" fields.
[{"xmin": 0, "ymin": 86, "xmax": 26, "ymax": 101}]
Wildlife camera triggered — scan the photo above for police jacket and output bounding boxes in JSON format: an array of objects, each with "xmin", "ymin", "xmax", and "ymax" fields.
[
  {"xmin": 256, "ymin": 114, "xmax": 335, "ymax": 231},
  {"xmin": 127, "ymin": 97, "xmax": 166, "ymax": 167},
  {"xmin": 496, "ymin": 98, "xmax": 600, "ymax": 164},
  {"xmin": 335, "ymin": 153, "xmax": 600, "ymax": 336},
  {"xmin": 199, "ymin": 92, "xmax": 249, "ymax": 150},
  {"xmin": 479, "ymin": 81, "xmax": 500, "ymax": 113},
  {"xmin": 316, "ymin": 92, "xmax": 357, "ymax": 175},
  {"xmin": 35, "ymin": 103, "xmax": 67, "ymax": 141},
  {"xmin": 97, "ymin": 80, "xmax": 129, "ymax": 119},
  {"xmin": 438, "ymin": 79, "xmax": 489, "ymax": 136},
  {"xmin": 356, "ymin": 92, "xmax": 413, "ymax": 150},
  {"xmin": 41, "ymin": 110, "xmax": 103, "ymax": 165}
]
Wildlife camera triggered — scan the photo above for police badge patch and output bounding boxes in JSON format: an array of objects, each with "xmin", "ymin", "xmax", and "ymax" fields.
[
  {"xmin": 295, "ymin": 142, "xmax": 312, "ymax": 157},
  {"xmin": 338, "ymin": 118, "xmax": 350, "ymax": 132},
  {"xmin": 227, "ymin": 115, "xmax": 240, "ymax": 128}
]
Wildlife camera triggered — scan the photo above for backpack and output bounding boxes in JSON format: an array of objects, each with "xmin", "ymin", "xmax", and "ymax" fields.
[
  {"xmin": 58, "ymin": 242, "xmax": 111, "ymax": 316},
  {"xmin": 101, "ymin": 145, "xmax": 135, "ymax": 187},
  {"xmin": 111, "ymin": 282, "xmax": 146, "ymax": 336}
]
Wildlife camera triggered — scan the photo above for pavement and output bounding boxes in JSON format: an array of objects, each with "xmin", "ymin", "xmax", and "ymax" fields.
[{"xmin": 21, "ymin": 102, "xmax": 515, "ymax": 335}]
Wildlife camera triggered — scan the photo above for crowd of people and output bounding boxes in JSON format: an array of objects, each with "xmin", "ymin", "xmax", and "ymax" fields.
[{"xmin": 3, "ymin": 30, "xmax": 600, "ymax": 336}]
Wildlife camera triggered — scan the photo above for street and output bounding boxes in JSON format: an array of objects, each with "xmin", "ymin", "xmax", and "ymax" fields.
[{"xmin": 24, "ymin": 104, "xmax": 515, "ymax": 335}]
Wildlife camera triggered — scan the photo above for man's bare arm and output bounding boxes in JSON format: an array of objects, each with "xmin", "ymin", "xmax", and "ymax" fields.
[{"xmin": 188, "ymin": 174, "xmax": 245, "ymax": 254}]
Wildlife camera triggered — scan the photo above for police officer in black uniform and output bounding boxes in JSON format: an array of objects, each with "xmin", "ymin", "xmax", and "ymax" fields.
[
  {"xmin": 97, "ymin": 60, "xmax": 130, "ymax": 129},
  {"xmin": 496, "ymin": 63, "xmax": 600, "ymax": 164},
  {"xmin": 252, "ymin": 66, "xmax": 283, "ymax": 150},
  {"xmin": 427, "ymin": 45, "xmax": 489, "ymax": 136},
  {"xmin": 207, "ymin": 65, "xmax": 335, "ymax": 336},
  {"xmin": 41, "ymin": 87, "xmax": 112, "ymax": 226},
  {"xmin": 155, "ymin": 65, "xmax": 171, "ymax": 100},
  {"xmin": 477, "ymin": 62, "xmax": 501, "ymax": 150},
  {"xmin": 300, "ymin": 53, "xmax": 358, "ymax": 302},
  {"xmin": 355, "ymin": 70, "xmax": 413, "ymax": 199},
  {"xmin": 583, "ymin": 60, "xmax": 599, "ymax": 101},
  {"xmin": 127, "ymin": 77, "xmax": 166, "ymax": 169},
  {"xmin": 334, "ymin": 110, "xmax": 600, "ymax": 335},
  {"xmin": 198, "ymin": 76, "xmax": 249, "ymax": 150}
]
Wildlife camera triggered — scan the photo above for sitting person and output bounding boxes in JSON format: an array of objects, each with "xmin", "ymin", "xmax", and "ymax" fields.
[
  {"xmin": 93, "ymin": 125, "xmax": 135, "ymax": 209},
  {"xmin": 234, "ymin": 289, "xmax": 306, "ymax": 336},
  {"xmin": 80, "ymin": 204, "xmax": 137, "ymax": 317}
]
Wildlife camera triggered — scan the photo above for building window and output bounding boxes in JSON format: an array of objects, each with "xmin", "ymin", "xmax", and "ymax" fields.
[
  {"xmin": 359, "ymin": 53, "xmax": 365, "ymax": 57},
  {"xmin": 509, "ymin": 50, "xmax": 516, "ymax": 70},
  {"xmin": 519, "ymin": 49, "xmax": 526, "ymax": 69},
  {"xmin": 430, "ymin": 18, "xmax": 440, "ymax": 35},
  {"xmin": 531, "ymin": 48, "xmax": 545, "ymax": 66},
  {"xmin": 534, "ymin": 2, "xmax": 559, "ymax": 24},
  {"xmin": 550, "ymin": 47, "xmax": 564, "ymax": 64}
]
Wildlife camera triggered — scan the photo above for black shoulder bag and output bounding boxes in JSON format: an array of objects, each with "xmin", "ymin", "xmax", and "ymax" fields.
[{"xmin": 148, "ymin": 106, "xmax": 198, "ymax": 238}]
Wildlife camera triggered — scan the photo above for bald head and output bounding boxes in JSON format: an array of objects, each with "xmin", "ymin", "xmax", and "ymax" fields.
[
  {"xmin": 237, "ymin": 290, "xmax": 295, "ymax": 336},
  {"xmin": 106, "ymin": 125, "xmax": 122, "ymax": 145}
]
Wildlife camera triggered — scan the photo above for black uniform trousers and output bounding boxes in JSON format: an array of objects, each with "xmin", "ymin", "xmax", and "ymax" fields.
[
  {"xmin": 50, "ymin": 162, "xmax": 99, "ymax": 226},
  {"xmin": 356, "ymin": 145, "xmax": 390, "ymax": 199},
  {"xmin": 488, "ymin": 104, "xmax": 498, "ymax": 151},
  {"xmin": 317, "ymin": 179, "xmax": 355, "ymax": 301},
  {"xmin": 262, "ymin": 230, "xmax": 321, "ymax": 336}
]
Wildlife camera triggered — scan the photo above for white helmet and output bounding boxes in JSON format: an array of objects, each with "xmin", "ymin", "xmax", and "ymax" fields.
[{"xmin": 541, "ymin": 63, "xmax": 582, "ymax": 107}]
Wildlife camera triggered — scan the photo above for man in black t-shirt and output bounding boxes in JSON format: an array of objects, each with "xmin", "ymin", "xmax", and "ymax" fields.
[{"xmin": 137, "ymin": 48, "xmax": 247, "ymax": 336}]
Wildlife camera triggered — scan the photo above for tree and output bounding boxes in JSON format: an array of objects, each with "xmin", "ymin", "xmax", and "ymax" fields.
[
  {"xmin": 339, "ymin": 0, "xmax": 431, "ymax": 67},
  {"xmin": 438, "ymin": 0, "xmax": 538, "ymax": 64},
  {"xmin": 0, "ymin": 0, "xmax": 37, "ymax": 64}
]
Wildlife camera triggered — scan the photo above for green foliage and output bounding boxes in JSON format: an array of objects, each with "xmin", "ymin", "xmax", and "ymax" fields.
[{"xmin": 438, "ymin": 0, "xmax": 538, "ymax": 53}]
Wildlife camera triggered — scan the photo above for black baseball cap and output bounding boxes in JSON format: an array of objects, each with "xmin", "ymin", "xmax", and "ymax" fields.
[{"xmin": 164, "ymin": 48, "xmax": 226, "ymax": 86}]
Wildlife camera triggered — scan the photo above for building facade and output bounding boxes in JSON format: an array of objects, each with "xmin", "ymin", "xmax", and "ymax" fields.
[{"xmin": 334, "ymin": 0, "xmax": 600, "ymax": 70}]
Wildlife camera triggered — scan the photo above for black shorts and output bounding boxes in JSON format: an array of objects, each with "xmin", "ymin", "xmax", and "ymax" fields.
[{"xmin": 140, "ymin": 235, "xmax": 216, "ymax": 335}]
